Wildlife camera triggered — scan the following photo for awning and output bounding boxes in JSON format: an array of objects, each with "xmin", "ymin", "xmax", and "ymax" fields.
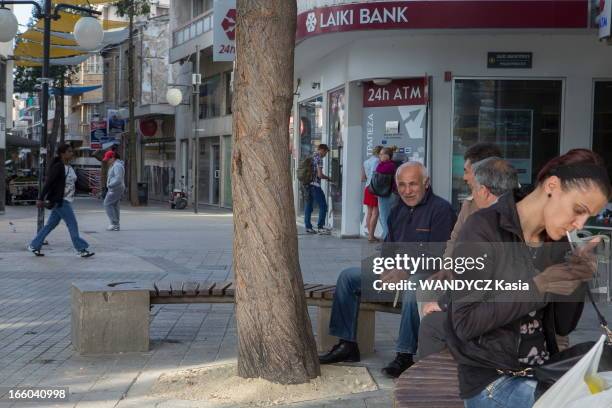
[
  {"xmin": 50, "ymin": 85, "xmax": 101, "ymax": 96},
  {"xmin": 15, "ymin": 54, "xmax": 90, "ymax": 67},
  {"xmin": 35, "ymin": 11, "xmax": 127, "ymax": 33},
  {"xmin": 15, "ymin": 41, "xmax": 87, "ymax": 59},
  {"xmin": 6, "ymin": 134, "xmax": 40, "ymax": 148}
]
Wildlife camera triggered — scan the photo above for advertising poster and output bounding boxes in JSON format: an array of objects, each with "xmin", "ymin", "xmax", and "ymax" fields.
[
  {"xmin": 90, "ymin": 120, "xmax": 107, "ymax": 150},
  {"xmin": 213, "ymin": 0, "xmax": 236, "ymax": 61}
]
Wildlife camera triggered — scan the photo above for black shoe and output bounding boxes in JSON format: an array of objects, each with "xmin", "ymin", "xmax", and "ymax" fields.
[
  {"xmin": 77, "ymin": 249, "xmax": 95, "ymax": 258},
  {"xmin": 381, "ymin": 353, "xmax": 414, "ymax": 378},
  {"xmin": 319, "ymin": 341, "xmax": 360, "ymax": 364},
  {"xmin": 305, "ymin": 228, "xmax": 317, "ymax": 234},
  {"xmin": 26, "ymin": 245, "xmax": 44, "ymax": 257}
]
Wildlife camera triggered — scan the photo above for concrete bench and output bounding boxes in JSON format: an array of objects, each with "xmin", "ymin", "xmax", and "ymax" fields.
[
  {"xmin": 71, "ymin": 280, "xmax": 400, "ymax": 354},
  {"xmin": 394, "ymin": 350, "xmax": 462, "ymax": 408}
]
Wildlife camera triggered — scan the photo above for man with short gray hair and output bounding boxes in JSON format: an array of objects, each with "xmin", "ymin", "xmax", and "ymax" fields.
[{"xmin": 417, "ymin": 157, "xmax": 518, "ymax": 359}]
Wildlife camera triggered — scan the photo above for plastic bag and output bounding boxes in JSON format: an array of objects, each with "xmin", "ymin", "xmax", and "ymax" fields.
[{"xmin": 534, "ymin": 335, "xmax": 612, "ymax": 408}]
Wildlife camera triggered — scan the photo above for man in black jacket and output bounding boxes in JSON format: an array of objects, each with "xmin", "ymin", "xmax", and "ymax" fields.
[
  {"xmin": 27, "ymin": 144, "xmax": 94, "ymax": 258},
  {"xmin": 318, "ymin": 161, "xmax": 456, "ymax": 378}
]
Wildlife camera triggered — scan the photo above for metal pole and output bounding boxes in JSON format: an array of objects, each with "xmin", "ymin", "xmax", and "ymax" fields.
[
  {"xmin": 37, "ymin": 0, "xmax": 51, "ymax": 232},
  {"xmin": 193, "ymin": 45, "xmax": 200, "ymax": 214}
]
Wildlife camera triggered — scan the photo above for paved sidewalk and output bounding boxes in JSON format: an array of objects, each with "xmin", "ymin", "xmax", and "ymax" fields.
[
  {"xmin": 0, "ymin": 198, "xmax": 609, "ymax": 407},
  {"xmin": 0, "ymin": 198, "xmax": 398, "ymax": 408}
]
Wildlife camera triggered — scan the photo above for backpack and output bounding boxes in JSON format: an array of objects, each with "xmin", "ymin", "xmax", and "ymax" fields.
[
  {"xmin": 368, "ymin": 172, "xmax": 394, "ymax": 197},
  {"xmin": 297, "ymin": 156, "xmax": 314, "ymax": 185}
]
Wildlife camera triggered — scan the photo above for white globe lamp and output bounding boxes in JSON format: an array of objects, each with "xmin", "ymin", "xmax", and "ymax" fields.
[
  {"xmin": 0, "ymin": 8, "xmax": 18, "ymax": 43},
  {"xmin": 74, "ymin": 16, "xmax": 104, "ymax": 50},
  {"xmin": 166, "ymin": 88, "xmax": 183, "ymax": 107}
]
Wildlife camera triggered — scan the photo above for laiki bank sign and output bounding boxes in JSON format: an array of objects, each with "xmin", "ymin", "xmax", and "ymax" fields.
[{"xmin": 296, "ymin": 1, "xmax": 589, "ymax": 42}]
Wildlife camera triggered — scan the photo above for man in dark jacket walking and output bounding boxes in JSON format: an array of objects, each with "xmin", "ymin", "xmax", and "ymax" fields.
[
  {"xmin": 318, "ymin": 161, "xmax": 456, "ymax": 378},
  {"xmin": 27, "ymin": 144, "xmax": 94, "ymax": 258}
]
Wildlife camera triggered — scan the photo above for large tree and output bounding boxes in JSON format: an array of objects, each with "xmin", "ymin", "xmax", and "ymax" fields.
[
  {"xmin": 114, "ymin": 0, "xmax": 150, "ymax": 205},
  {"xmin": 232, "ymin": 0, "xmax": 320, "ymax": 384}
]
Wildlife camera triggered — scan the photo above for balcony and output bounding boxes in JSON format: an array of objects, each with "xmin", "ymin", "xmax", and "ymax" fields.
[{"xmin": 170, "ymin": 10, "xmax": 213, "ymax": 63}]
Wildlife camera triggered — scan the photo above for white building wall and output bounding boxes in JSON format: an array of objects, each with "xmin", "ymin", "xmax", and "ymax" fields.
[{"xmin": 295, "ymin": 30, "xmax": 612, "ymax": 235}]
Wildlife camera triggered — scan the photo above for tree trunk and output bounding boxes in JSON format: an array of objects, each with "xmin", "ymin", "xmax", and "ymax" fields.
[
  {"xmin": 232, "ymin": 0, "xmax": 320, "ymax": 384},
  {"xmin": 59, "ymin": 79, "xmax": 65, "ymax": 145},
  {"xmin": 127, "ymin": 2, "xmax": 139, "ymax": 205}
]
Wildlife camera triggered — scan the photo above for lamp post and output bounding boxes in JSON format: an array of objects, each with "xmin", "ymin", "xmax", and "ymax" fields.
[{"xmin": 0, "ymin": 1, "xmax": 102, "ymax": 231}]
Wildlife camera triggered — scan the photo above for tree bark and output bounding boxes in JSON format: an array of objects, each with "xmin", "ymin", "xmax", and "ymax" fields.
[
  {"xmin": 59, "ymin": 78, "xmax": 65, "ymax": 145},
  {"xmin": 127, "ymin": 1, "xmax": 139, "ymax": 205},
  {"xmin": 232, "ymin": 0, "xmax": 320, "ymax": 384}
]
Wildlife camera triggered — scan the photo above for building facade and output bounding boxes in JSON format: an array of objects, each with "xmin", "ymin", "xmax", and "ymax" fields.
[
  {"xmin": 170, "ymin": 0, "xmax": 234, "ymax": 209},
  {"xmin": 294, "ymin": 0, "xmax": 612, "ymax": 237}
]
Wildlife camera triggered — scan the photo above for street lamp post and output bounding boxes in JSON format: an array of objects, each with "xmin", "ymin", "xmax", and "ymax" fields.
[{"xmin": 0, "ymin": 1, "xmax": 102, "ymax": 231}]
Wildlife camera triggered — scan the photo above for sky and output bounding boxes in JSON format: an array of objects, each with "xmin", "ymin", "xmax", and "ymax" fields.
[{"xmin": 13, "ymin": 4, "xmax": 37, "ymax": 33}]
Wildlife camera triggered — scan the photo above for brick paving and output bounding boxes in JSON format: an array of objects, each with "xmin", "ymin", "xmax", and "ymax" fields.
[{"xmin": 0, "ymin": 198, "xmax": 608, "ymax": 407}]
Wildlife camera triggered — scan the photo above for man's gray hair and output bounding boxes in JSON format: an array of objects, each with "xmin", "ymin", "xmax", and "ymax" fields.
[
  {"xmin": 473, "ymin": 157, "xmax": 519, "ymax": 197},
  {"xmin": 395, "ymin": 161, "xmax": 429, "ymax": 182}
]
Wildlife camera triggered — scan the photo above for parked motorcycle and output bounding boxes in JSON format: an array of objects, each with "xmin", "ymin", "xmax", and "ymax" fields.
[{"xmin": 169, "ymin": 176, "xmax": 188, "ymax": 210}]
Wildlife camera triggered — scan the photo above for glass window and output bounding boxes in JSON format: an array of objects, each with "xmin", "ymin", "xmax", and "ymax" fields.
[
  {"xmin": 225, "ymin": 71, "xmax": 233, "ymax": 115},
  {"xmin": 593, "ymin": 81, "xmax": 612, "ymax": 186},
  {"xmin": 199, "ymin": 74, "xmax": 222, "ymax": 119},
  {"xmin": 0, "ymin": 61, "xmax": 6, "ymax": 103},
  {"xmin": 452, "ymin": 79, "xmax": 562, "ymax": 209}
]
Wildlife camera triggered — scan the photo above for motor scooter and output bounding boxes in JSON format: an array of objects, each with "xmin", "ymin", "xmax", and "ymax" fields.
[{"xmin": 169, "ymin": 176, "xmax": 188, "ymax": 210}]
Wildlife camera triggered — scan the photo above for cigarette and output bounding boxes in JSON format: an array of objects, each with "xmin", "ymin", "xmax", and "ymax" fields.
[{"xmin": 566, "ymin": 231, "xmax": 577, "ymax": 252}]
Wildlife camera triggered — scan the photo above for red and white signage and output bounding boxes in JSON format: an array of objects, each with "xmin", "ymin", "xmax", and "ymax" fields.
[
  {"xmin": 213, "ymin": 0, "xmax": 236, "ymax": 61},
  {"xmin": 363, "ymin": 78, "xmax": 426, "ymax": 108},
  {"xmin": 297, "ymin": 1, "xmax": 588, "ymax": 42}
]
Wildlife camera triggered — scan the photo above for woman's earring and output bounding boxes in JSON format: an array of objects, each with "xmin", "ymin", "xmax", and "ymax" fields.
[{"xmin": 548, "ymin": 193, "xmax": 552, "ymax": 198}]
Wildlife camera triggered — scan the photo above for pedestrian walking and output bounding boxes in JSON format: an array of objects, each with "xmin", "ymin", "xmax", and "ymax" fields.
[
  {"xmin": 103, "ymin": 151, "xmax": 125, "ymax": 231},
  {"xmin": 27, "ymin": 144, "xmax": 94, "ymax": 257},
  {"xmin": 362, "ymin": 145, "xmax": 382, "ymax": 242},
  {"xmin": 302, "ymin": 144, "xmax": 332, "ymax": 234}
]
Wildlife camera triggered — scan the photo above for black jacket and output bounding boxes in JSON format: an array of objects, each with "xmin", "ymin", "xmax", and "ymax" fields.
[
  {"xmin": 39, "ymin": 159, "xmax": 66, "ymax": 207},
  {"xmin": 445, "ymin": 193, "xmax": 584, "ymax": 399}
]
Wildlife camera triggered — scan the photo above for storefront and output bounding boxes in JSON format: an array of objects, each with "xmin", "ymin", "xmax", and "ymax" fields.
[
  {"xmin": 293, "ymin": 0, "xmax": 611, "ymax": 237},
  {"xmin": 139, "ymin": 117, "xmax": 176, "ymax": 202}
]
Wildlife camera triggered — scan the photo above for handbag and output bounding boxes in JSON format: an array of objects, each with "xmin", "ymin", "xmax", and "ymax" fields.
[
  {"xmin": 498, "ymin": 289, "xmax": 612, "ymax": 398},
  {"xmin": 368, "ymin": 172, "xmax": 393, "ymax": 197}
]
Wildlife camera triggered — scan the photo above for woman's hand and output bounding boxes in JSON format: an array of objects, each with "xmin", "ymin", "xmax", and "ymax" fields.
[
  {"xmin": 533, "ymin": 239, "xmax": 599, "ymax": 295},
  {"xmin": 36, "ymin": 200, "xmax": 44, "ymax": 209}
]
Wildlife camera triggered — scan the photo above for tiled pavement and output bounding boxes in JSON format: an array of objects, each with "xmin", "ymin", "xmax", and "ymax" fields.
[
  {"xmin": 0, "ymin": 199, "xmax": 398, "ymax": 407},
  {"xmin": 0, "ymin": 198, "xmax": 609, "ymax": 407}
]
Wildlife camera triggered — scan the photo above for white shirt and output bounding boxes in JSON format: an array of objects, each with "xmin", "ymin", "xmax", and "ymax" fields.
[
  {"xmin": 363, "ymin": 155, "xmax": 380, "ymax": 186},
  {"xmin": 64, "ymin": 165, "xmax": 77, "ymax": 203}
]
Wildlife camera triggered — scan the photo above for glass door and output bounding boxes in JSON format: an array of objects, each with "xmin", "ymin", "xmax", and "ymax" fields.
[
  {"xmin": 328, "ymin": 88, "xmax": 345, "ymax": 231},
  {"xmin": 212, "ymin": 143, "xmax": 220, "ymax": 205}
]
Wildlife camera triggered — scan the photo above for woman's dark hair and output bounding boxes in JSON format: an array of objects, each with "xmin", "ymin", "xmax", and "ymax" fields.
[
  {"xmin": 56, "ymin": 144, "xmax": 72, "ymax": 157},
  {"xmin": 536, "ymin": 149, "xmax": 611, "ymax": 199}
]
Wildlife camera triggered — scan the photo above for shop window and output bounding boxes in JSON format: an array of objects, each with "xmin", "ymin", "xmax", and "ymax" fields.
[
  {"xmin": 593, "ymin": 81, "xmax": 612, "ymax": 188},
  {"xmin": 199, "ymin": 74, "xmax": 222, "ymax": 119},
  {"xmin": 452, "ymin": 79, "xmax": 562, "ymax": 209}
]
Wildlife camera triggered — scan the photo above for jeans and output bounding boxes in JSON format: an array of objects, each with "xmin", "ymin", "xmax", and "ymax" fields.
[
  {"xmin": 416, "ymin": 311, "xmax": 447, "ymax": 360},
  {"xmin": 304, "ymin": 185, "xmax": 327, "ymax": 229},
  {"xmin": 104, "ymin": 191, "xmax": 122, "ymax": 226},
  {"xmin": 464, "ymin": 376, "xmax": 536, "ymax": 408},
  {"xmin": 30, "ymin": 200, "xmax": 89, "ymax": 251},
  {"xmin": 378, "ymin": 194, "xmax": 395, "ymax": 240},
  {"xmin": 328, "ymin": 267, "xmax": 420, "ymax": 354}
]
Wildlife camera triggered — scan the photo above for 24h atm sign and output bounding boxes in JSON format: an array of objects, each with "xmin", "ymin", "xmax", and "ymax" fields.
[{"xmin": 296, "ymin": 1, "xmax": 588, "ymax": 42}]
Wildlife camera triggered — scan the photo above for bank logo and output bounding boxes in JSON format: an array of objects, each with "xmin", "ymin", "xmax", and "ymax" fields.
[
  {"xmin": 306, "ymin": 12, "xmax": 317, "ymax": 32},
  {"xmin": 222, "ymin": 8, "xmax": 236, "ymax": 41}
]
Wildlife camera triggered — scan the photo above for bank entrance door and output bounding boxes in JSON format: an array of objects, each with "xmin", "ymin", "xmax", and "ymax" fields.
[{"xmin": 328, "ymin": 88, "xmax": 345, "ymax": 231}]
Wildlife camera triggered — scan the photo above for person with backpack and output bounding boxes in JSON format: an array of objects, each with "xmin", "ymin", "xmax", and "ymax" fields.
[
  {"xmin": 300, "ymin": 144, "xmax": 331, "ymax": 234},
  {"xmin": 27, "ymin": 144, "xmax": 95, "ymax": 258},
  {"xmin": 371, "ymin": 146, "xmax": 398, "ymax": 240}
]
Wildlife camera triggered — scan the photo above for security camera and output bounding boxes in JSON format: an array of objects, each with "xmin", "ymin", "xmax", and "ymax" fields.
[{"xmin": 311, "ymin": 82, "xmax": 320, "ymax": 90}]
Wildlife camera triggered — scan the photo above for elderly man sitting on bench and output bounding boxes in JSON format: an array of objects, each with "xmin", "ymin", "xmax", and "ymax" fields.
[{"xmin": 319, "ymin": 162, "xmax": 456, "ymax": 378}]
